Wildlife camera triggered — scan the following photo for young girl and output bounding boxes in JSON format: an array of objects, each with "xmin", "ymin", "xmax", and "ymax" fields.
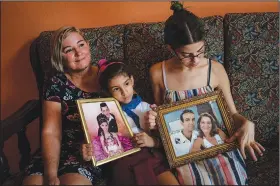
[
  {"xmin": 82, "ymin": 59, "xmax": 179, "ymax": 185},
  {"xmin": 96, "ymin": 114, "xmax": 124, "ymax": 157},
  {"xmin": 147, "ymin": 1, "xmax": 265, "ymax": 185}
]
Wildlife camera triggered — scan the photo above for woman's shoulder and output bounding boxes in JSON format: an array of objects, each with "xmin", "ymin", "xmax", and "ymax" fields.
[
  {"xmin": 149, "ymin": 61, "xmax": 163, "ymax": 74},
  {"xmin": 210, "ymin": 60, "xmax": 226, "ymax": 73}
]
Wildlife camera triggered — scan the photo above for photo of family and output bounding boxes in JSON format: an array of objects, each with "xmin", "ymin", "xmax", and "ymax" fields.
[
  {"xmin": 164, "ymin": 100, "xmax": 227, "ymax": 157},
  {"xmin": 156, "ymin": 90, "xmax": 238, "ymax": 167},
  {"xmin": 77, "ymin": 98, "xmax": 140, "ymax": 166}
]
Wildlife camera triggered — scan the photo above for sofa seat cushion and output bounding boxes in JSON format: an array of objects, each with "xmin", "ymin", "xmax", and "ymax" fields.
[{"xmin": 124, "ymin": 15, "xmax": 224, "ymax": 103}]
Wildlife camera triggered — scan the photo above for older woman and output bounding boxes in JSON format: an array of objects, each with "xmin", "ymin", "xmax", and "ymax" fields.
[{"xmin": 23, "ymin": 26, "xmax": 103, "ymax": 185}]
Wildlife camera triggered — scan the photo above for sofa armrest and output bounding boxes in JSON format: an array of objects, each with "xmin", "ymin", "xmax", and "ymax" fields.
[
  {"xmin": 1, "ymin": 99, "xmax": 41, "ymax": 184},
  {"xmin": 2, "ymin": 99, "xmax": 40, "ymax": 141}
]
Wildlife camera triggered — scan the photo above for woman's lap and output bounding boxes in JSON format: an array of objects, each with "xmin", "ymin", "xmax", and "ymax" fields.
[
  {"xmin": 24, "ymin": 152, "xmax": 104, "ymax": 185},
  {"xmin": 176, "ymin": 149, "xmax": 248, "ymax": 185}
]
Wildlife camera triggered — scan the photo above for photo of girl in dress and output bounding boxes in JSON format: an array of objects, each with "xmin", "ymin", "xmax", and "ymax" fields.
[
  {"xmin": 97, "ymin": 114, "xmax": 124, "ymax": 157},
  {"xmin": 78, "ymin": 99, "xmax": 139, "ymax": 165}
]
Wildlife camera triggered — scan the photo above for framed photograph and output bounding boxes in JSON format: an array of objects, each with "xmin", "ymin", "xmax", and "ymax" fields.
[
  {"xmin": 77, "ymin": 97, "xmax": 141, "ymax": 166},
  {"xmin": 156, "ymin": 90, "xmax": 238, "ymax": 168}
]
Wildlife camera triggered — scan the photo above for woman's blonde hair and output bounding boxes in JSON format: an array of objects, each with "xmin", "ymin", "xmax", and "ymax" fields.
[{"xmin": 50, "ymin": 26, "xmax": 84, "ymax": 73}]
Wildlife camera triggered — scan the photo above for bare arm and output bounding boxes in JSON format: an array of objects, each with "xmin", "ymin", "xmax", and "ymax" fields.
[
  {"xmin": 149, "ymin": 63, "xmax": 164, "ymax": 105},
  {"xmin": 190, "ymin": 137, "xmax": 203, "ymax": 153},
  {"xmin": 214, "ymin": 62, "xmax": 237, "ymax": 115},
  {"xmin": 100, "ymin": 135, "xmax": 109, "ymax": 154},
  {"xmin": 42, "ymin": 100, "xmax": 62, "ymax": 180},
  {"xmin": 217, "ymin": 128, "xmax": 228, "ymax": 141}
]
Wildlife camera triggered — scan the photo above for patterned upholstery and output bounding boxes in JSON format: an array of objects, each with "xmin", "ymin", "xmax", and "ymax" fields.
[
  {"xmin": 224, "ymin": 12, "xmax": 279, "ymax": 145},
  {"xmin": 35, "ymin": 25, "xmax": 125, "ymax": 80},
  {"xmin": 124, "ymin": 16, "xmax": 224, "ymax": 103}
]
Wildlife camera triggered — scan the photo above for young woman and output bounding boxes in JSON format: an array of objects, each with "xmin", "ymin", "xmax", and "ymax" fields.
[{"xmin": 147, "ymin": 2, "xmax": 265, "ymax": 185}]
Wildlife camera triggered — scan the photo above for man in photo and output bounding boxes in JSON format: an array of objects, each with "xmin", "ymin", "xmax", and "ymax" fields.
[
  {"xmin": 170, "ymin": 109, "xmax": 199, "ymax": 157},
  {"xmin": 97, "ymin": 102, "xmax": 118, "ymax": 135}
]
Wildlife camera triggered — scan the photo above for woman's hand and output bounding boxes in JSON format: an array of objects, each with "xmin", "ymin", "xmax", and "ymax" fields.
[
  {"xmin": 134, "ymin": 132, "xmax": 156, "ymax": 148},
  {"xmin": 44, "ymin": 175, "xmax": 60, "ymax": 185},
  {"xmin": 144, "ymin": 104, "xmax": 158, "ymax": 130},
  {"xmin": 225, "ymin": 113, "xmax": 265, "ymax": 161},
  {"xmin": 81, "ymin": 143, "xmax": 93, "ymax": 161}
]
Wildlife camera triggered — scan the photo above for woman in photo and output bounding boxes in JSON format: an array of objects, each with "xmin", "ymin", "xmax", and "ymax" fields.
[
  {"xmin": 190, "ymin": 112, "xmax": 227, "ymax": 152},
  {"xmin": 97, "ymin": 114, "xmax": 124, "ymax": 157}
]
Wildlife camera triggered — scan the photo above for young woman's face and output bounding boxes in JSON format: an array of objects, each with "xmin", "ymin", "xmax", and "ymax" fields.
[
  {"xmin": 100, "ymin": 122, "xmax": 109, "ymax": 132},
  {"xmin": 61, "ymin": 32, "xmax": 91, "ymax": 72},
  {"xmin": 199, "ymin": 116, "xmax": 212, "ymax": 135},
  {"xmin": 174, "ymin": 41, "xmax": 205, "ymax": 68},
  {"xmin": 108, "ymin": 74, "xmax": 134, "ymax": 104}
]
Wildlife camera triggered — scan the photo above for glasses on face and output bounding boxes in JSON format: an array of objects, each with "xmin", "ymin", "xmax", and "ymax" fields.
[{"xmin": 175, "ymin": 44, "xmax": 205, "ymax": 62}]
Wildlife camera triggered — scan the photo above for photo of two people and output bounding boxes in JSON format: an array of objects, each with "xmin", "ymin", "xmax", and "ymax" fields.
[
  {"xmin": 77, "ymin": 99, "xmax": 140, "ymax": 166},
  {"xmin": 165, "ymin": 100, "xmax": 228, "ymax": 158}
]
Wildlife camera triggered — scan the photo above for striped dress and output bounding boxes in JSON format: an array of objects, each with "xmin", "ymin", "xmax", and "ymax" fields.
[{"xmin": 162, "ymin": 60, "xmax": 248, "ymax": 185}]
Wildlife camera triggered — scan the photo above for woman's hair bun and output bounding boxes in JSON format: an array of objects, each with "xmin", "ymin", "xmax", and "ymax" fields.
[{"xmin": 170, "ymin": 1, "xmax": 184, "ymax": 13}]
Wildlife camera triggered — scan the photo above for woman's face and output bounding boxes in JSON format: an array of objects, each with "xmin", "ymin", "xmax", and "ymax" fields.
[
  {"xmin": 174, "ymin": 41, "xmax": 205, "ymax": 68},
  {"xmin": 199, "ymin": 116, "xmax": 212, "ymax": 135},
  {"xmin": 108, "ymin": 74, "xmax": 134, "ymax": 104},
  {"xmin": 100, "ymin": 122, "xmax": 109, "ymax": 132},
  {"xmin": 61, "ymin": 32, "xmax": 91, "ymax": 72}
]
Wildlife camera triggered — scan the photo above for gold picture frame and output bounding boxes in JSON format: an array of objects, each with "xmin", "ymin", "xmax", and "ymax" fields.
[
  {"xmin": 156, "ymin": 90, "xmax": 238, "ymax": 168},
  {"xmin": 77, "ymin": 97, "xmax": 141, "ymax": 166}
]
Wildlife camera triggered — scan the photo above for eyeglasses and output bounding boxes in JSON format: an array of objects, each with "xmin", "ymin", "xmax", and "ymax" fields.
[{"xmin": 175, "ymin": 44, "xmax": 205, "ymax": 61}]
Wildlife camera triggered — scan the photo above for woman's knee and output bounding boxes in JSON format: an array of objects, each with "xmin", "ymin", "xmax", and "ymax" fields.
[
  {"xmin": 59, "ymin": 173, "xmax": 92, "ymax": 185},
  {"xmin": 157, "ymin": 171, "xmax": 179, "ymax": 185},
  {"xmin": 22, "ymin": 175, "xmax": 44, "ymax": 185}
]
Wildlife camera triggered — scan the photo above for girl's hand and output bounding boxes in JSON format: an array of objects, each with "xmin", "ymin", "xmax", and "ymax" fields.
[
  {"xmin": 144, "ymin": 104, "xmax": 158, "ymax": 130},
  {"xmin": 81, "ymin": 143, "xmax": 93, "ymax": 161},
  {"xmin": 225, "ymin": 113, "xmax": 265, "ymax": 161},
  {"xmin": 134, "ymin": 132, "xmax": 156, "ymax": 148}
]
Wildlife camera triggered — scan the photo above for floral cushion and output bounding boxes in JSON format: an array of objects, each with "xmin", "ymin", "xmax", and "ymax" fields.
[
  {"xmin": 224, "ymin": 12, "xmax": 279, "ymax": 144},
  {"xmin": 124, "ymin": 16, "xmax": 224, "ymax": 104}
]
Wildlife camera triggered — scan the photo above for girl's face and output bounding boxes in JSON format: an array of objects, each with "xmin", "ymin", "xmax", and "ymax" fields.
[
  {"xmin": 200, "ymin": 116, "xmax": 212, "ymax": 135},
  {"xmin": 61, "ymin": 32, "xmax": 91, "ymax": 72},
  {"xmin": 108, "ymin": 74, "xmax": 134, "ymax": 104},
  {"xmin": 174, "ymin": 41, "xmax": 205, "ymax": 68},
  {"xmin": 100, "ymin": 122, "xmax": 109, "ymax": 132}
]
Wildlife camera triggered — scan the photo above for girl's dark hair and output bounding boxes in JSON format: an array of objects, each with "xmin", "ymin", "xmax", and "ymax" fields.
[
  {"xmin": 164, "ymin": 1, "xmax": 204, "ymax": 49},
  {"xmin": 197, "ymin": 112, "xmax": 218, "ymax": 138},
  {"xmin": 98, "ymin": 60, "xmax": 133, "ymax": 92},
  {"xmin": 97, "ymin": 114, "xmax": 108, "ymax": 137}
]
